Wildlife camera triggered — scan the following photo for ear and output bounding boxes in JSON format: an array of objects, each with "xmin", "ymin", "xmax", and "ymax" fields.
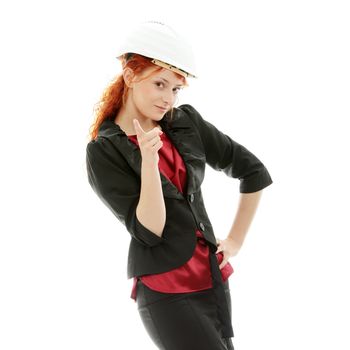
[{"xmin": 123, "ymin": 67, "xmax": 135, "ymax": 88}]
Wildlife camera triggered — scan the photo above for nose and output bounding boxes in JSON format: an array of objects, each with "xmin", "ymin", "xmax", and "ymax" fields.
[{"xmin": 161, "ymin": 89, "xmax": 176, "ymax": 107}]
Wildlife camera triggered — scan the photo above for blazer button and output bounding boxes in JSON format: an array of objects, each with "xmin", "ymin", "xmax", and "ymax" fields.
[
  {"xmin": 189, "ymin": 194, "xmax": 194, "ymax": 202},
  {"xmin": 199, "ymin": 222, "xmax": 205, "ymax": 231}
]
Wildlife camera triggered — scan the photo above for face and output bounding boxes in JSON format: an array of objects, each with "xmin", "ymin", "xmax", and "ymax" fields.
[{"xmin": 125, "ymin": 66, "xmax": 185, "ymax": 121}]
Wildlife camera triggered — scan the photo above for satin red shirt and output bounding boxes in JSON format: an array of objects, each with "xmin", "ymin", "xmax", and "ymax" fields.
[{"xmin": 127, "ymin": 131, "xmax": 234, "ymax": 301}]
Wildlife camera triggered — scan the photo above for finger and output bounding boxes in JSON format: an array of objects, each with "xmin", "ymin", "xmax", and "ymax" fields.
[
  {"xmin": 144, "ymin": 127, "xmax": 163, "ymax": 142},
  {"xmin": 133, "ymin": 119, "xmax": 145, "ymax": 136},
  {"xmin": 145, "ymin": 133, "xmax": 162, "ymax": 149},
  {"xmin": 137, "ymin": 129, "xmax": 162, "ymax": 147},
  {"xmin": 149, "ymin": 132, "xmax": 162, "ymax": 146},
  {"xmin": 219, "ymin": 258, "xmax": 228, "ymax": 269},
  {"xmin": 151, "ymin": 139, "xmax": 163, "ymax": 152},
  {"xmin": 216, "ymin": 244, "xmax": 223, "ymax": 253}
]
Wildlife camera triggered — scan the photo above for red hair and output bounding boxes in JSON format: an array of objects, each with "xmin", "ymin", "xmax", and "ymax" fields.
[{"xmin": 88, "ymin": 53, "xmax": 188, "ymax": 141}]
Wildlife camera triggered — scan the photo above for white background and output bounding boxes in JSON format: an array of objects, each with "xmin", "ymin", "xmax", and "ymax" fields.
[{"xmin": 1, "ymin": 1, "xmax": 349, "ymax": 349}]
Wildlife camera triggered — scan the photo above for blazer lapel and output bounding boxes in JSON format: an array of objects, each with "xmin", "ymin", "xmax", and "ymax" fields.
[
  {"xmin": 159, "ymin": 110, "xmax": 206, "ymax": 197},
  {"xmin": 97, "ymin": 108, "xmax": 205, "ymax": 199}
]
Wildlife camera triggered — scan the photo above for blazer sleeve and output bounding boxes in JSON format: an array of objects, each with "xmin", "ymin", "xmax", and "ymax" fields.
[
  {"xmin": 179, "ymin": 104, "xmax": 273, "ymax": 193},
  {"xmin": 86, "ymin": 138, "xmax": 166, "ymax": 247}
]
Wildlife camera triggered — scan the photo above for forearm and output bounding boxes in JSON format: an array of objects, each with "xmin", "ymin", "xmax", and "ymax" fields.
[
  {"xmin": 226, "ymin": 190, "xmax": 263, "ymax": 246},
  {"xmin": 136, "ymin": 161, "xmax": 166, "ymax": 238}
]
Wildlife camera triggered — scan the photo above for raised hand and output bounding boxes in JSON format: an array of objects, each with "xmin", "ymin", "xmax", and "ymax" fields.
[{"xmin": 133, "ymin": 119, "xmax": 163, "ymax": 165}]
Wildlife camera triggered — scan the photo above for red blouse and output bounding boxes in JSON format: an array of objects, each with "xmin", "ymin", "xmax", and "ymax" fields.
[{"xmin": 127, "ymin": 131, "xmax": 234, "ymax": 301}]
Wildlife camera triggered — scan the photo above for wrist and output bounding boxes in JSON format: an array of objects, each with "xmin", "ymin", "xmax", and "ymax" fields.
[
  {"xmin": 141, "ymin": 158, "xmax": 159, "ymax": 169},
  {"xmin": 226, "ymin": 235, "xmax": 243, "ymax": 248}
]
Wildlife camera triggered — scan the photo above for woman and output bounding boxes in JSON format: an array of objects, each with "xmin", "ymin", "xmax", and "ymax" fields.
[{"xmin": 86, "ymin": 21, "xmax": 273, "ymax": 350}]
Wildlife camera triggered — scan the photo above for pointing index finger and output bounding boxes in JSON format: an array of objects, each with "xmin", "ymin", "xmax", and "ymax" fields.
[{"xmin": 133, "ymin": 119, "xmax": 144, "ymax": 136}]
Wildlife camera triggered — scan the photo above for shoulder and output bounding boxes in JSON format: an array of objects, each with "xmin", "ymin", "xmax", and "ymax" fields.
[
  {"xmin": 86, "ymin": 136, "xmax": 125, "ymax": 167},
  {"xmin": 174, "ymin": 104, "xmax": 212, "ymax": 133},
  {"xmin": 176, "ymin": 103, "xmax": 200, "ymax": 118},
  {"xmin": 86, "ymin": 137, "xmax": 110, "ymax": 159},
  {"xmin": 171, "ymin": 104, "xmax": 206, "ymax": 128}
]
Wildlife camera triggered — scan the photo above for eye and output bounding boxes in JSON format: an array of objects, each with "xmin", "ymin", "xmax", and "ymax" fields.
[
  {"xmin": 155, "ymin": 82, "xmax": 182, "ymax": 94},
  {"xmin": 155, "ymin": 82, "xmax": 164, "ymax": 88}
]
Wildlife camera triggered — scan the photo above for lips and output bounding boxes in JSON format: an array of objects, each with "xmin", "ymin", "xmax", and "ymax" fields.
[{"xmin": 155, "ymin": 105, "xmax": 167, "ymax": 112}]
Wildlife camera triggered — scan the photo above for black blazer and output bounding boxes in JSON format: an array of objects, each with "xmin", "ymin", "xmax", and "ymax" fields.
[{"xmin": 86, "ymin": 104, "xmax": 273, "ymax": 279}]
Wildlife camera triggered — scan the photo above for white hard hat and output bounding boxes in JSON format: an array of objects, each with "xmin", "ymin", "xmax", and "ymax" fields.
[{"xmin": 115, "ymin": 20, "xmax": 198, "ymax": 79}]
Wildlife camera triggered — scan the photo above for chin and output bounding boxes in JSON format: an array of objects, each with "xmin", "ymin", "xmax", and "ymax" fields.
[{"xmin": 152, "ymin": 110, "xmax": 167, "ymax": 118}]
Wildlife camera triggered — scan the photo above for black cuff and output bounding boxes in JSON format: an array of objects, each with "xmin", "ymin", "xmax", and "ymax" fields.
[
  {"xmin": 134, "ymin": 214, "xmax": 166, "ymax": 247},
  {"xmin": 239, "ymin": 167, "xmax": 273, "ymax": 193}
]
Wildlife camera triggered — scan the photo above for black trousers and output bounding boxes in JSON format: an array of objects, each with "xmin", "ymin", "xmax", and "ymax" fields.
[{"xmin": 136, "ymin": 278, "xmax": 235, "ymax": 350}]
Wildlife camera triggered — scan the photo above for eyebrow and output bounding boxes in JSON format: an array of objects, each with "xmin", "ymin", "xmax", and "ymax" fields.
[{"xmin": 156, "ymin": 77, "xmax": 183, "ymax": 87}]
